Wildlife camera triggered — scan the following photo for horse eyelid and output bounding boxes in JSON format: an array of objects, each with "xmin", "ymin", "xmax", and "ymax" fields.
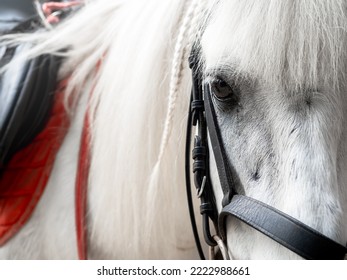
[{"xmin": 204, "ymin": 67, "xmax": 243, "ymax": 89}]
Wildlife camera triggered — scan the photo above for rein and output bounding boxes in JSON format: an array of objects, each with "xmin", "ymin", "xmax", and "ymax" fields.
[{"xmin": 186, "ymin": 51, "xmax": 347, "ymax": 260}]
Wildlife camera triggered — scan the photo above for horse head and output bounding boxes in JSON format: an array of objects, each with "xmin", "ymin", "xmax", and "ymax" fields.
[{"xmin": 191, "ymin": 0, "xmax": 347, "ymax": 259}]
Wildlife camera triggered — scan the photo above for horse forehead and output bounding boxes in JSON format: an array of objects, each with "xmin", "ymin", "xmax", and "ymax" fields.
[
  {"xmin": 201, "ymin": 0, "xmax": 277, "ymax": 67},
  {"xmin": 201, "ymin": 0, "xmax": 347, "ymax": 91}
]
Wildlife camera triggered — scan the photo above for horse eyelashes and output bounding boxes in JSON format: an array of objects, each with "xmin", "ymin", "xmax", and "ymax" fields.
[
  {"xmin": 208, "ymin": 77, "xmax": 241, "ymax": 109},
  {"xmin": 210, "ymin": 78, "xmax": 234, "ymax": 100}
]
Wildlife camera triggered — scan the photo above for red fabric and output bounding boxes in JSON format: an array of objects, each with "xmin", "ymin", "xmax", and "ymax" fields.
[
  {"xmin": 75, "ymin": 109, "xmax": 90, "ymax": 260},
  {"xmin": 75, "ymin": 60, "xmax": 102, "ymax": 260},
  {"xmin": 0, "ymin": 80, "xmax": 70, "ymax": 246}
]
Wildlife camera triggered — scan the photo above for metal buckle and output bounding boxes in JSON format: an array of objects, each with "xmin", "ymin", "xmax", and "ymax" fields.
[
  {"xmin": 197, "ymin": 176, "xmax": 206, "ymax": 198},
  {"xmin": 209, "ymin": 235, "xmax": 230, "ymax": 260}
]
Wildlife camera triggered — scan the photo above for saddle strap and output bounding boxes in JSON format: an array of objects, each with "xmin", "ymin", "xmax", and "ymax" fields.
[
  {"xmin": 75, "ymin": 60, "xmax": 103, "ymax": 260},
  {"xmin": 219, "ymin": 195, "xmax": 347, "ymax": 260},
  {"xmin": 75, "ymin": 107, "xmax": 90, "ymax": 260}
]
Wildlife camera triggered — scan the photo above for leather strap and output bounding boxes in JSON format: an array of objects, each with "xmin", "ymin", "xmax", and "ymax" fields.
[
  {"xmin": 203, "ymin": 84, "xmax": 234, "ymax": 206},
  {"xmin": 219, "ymin": 195, "xmax": 347, "ymax": 260},
  {"xmin": 75, "ymin": 59, "xmax": 103, "ymax": 260},
  {"xmin": 75, "ymin": 107, "xmax": 90, "ymax": 260},
  {"xmin": 186, "ymin": 53, "xmax": 220, "ymax": 258}
]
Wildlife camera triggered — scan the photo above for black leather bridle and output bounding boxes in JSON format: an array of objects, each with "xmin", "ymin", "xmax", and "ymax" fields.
[{"xmin": 185, "ymin": 50, "xmax": 347, "ymax": 260}]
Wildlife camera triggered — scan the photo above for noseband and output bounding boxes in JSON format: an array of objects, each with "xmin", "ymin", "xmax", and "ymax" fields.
[{"xmin": 185, "ymin": 51, "xmax": 347, "ymax": 260}]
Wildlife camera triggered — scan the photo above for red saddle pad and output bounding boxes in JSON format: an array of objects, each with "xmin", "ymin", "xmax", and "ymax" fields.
[{"xmin": 0, "ymin": 80, "xmax": 70, "ymax": 245}]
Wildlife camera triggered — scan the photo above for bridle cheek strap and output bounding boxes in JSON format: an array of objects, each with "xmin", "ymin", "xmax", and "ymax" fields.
[
  {"xmin": 203, "ymin": 84, "xmax": 234, "ymax": 206},
  {"xmin": 219, "ymin": 195, "xmax": 347, "ymax": 260}
]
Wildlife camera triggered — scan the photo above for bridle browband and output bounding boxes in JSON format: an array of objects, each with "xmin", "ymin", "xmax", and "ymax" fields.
[{"xmin": 185, "ymin": 50, "xmax": 347, "ymax": 260}]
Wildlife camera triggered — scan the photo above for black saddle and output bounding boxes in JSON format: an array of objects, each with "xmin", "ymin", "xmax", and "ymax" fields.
[
  {"xmin": 0, "ymin": 0, "xmax": 37, "ymax": 33},
  {"xmin": 0, "ymin": 18, "xmax": 63, "ymax": 167}
]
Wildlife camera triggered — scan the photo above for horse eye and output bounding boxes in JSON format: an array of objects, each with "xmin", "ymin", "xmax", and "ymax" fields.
[{"xmin": 210, "ymin": 78, "xmax": 234, "ymax": 100}]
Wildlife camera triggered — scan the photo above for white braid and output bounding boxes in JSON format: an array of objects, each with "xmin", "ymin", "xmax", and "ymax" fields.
[
  {"xmin": 155, "ymin": 0, "xmax": 207, "ymax": 165},
  {"xmin": 144, "ymin": 0, "xmax": 209, "ymax": 250}
]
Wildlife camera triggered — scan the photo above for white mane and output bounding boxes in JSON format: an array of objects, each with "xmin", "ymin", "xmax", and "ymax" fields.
[{"xmin": 1, "ymin": 0, "xmax": 208, "ymax": 258}]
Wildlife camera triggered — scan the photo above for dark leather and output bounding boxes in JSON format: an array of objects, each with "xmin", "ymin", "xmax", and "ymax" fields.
[
  {"xmin": 219, "ymin": 195, "xmax": 347, "ymax": 260},
  {"xmin": 0, "ymin": 0, "xmax": 36, "ymax": 32},
  {"xmin": 203, "ymin": 83, "xmax": 235, "ymax": 206},
  {"xmin": 185, "ymin": 53, "xmax": 220, "ymax": 260},
  {"xmin": 0, "ymin": 22, "xmax": 63, "ymax": 167}
]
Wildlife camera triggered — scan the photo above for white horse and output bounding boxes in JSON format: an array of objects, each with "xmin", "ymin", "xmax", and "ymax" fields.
[{"xmin": 0, "ymin": 0, "xmax": 347, "ymax": 259}]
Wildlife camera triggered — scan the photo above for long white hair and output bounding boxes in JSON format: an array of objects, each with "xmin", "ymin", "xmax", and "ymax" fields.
[{"xmin": 1, "ymin": 0, "xmax": 210, "ymax": 258}]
